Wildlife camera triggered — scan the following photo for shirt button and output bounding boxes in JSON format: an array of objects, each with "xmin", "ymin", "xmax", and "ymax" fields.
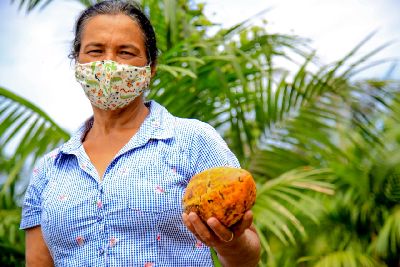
[
  {"xmin": 97, "ymin": 216, "xmax": 103, "ymax": 222},
  {"xmin": 98, "ymin": 248, "xmax": 104, "ymax": 255}
]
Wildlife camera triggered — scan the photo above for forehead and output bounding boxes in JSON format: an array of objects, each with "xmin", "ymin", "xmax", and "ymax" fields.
[{"xmin": 80, "ymin": 14, "xmax": 145, "ymax": 47}]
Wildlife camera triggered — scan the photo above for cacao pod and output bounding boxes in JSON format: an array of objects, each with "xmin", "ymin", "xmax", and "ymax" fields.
[{"xmin": 182, "ymin": 167, "xmax": 256, "ymax": 227}]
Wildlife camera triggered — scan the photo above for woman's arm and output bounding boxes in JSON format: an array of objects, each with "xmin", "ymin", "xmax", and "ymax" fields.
[
  {"xmin": 182, "ymin": 210, "xmax": 261, "ymax": 267},
  {"xmin": 26, "ymin": 226, "xmax": 54, "ymax": 267}
]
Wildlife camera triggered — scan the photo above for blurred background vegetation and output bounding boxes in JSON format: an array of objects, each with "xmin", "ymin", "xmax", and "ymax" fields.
[{"xmin": 1, "ymin": 0, "xmax": 399, "ymax": 266}]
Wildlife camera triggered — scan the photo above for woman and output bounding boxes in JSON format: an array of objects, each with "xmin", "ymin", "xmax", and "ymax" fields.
[{"xmin": 20, "ymin": 1, "xmax": 260, "ymax": 266}]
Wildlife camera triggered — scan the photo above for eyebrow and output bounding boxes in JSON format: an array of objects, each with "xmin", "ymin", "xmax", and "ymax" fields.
[
  {"xmin": 119, "ymin": 45, "xmax": 141, "ymax": 53},
  {"xmin": 83, "ymin": 42, "xmax": 104, "ymax": 48}
]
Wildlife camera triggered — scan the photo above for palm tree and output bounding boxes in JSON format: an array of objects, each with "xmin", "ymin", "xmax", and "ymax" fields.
[
  {"xmin": 0, "ymin": 87, "xmax": 69, "ymax": 266},
  {"xmin": 2, "ymin": 0, "xmax": 399, "ymax": 266},
  {"xmin": 251, "ymin": 76, "xmax": 400, "ymax": 266}
]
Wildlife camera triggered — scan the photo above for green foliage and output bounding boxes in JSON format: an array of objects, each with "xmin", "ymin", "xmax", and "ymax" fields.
[
  {"xmin": 0, "ymin": 188, "xmax": 24, "ymax": 265},
  {"xmin": 145, "ymin": 0, "xmax": 311, "ymax": 162},
  {"xmin": 254, "ymin": 168, "xmax": 334, "ymax": 246},
  {"xmin": 252, "ymin": 78, "xmax": 400, "ymax": 266},
  {"xmin": 0, "ymin": 86, "xmax": 70, "ymax": 265},
  {"xmin": 0, "ymin": 205, "xmax": 24, "ymax": 267},
  {"xmin": 300, "ymin": 250, "xmax": 386, "ymax": 267},
  {"xmin": 0, "ymin": 87, "xmax": 70, "ymax": 190}
]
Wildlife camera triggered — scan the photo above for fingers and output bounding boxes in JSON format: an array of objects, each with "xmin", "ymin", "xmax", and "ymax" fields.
[
  {"xmin": 182, "ymin": 213, "xmax": 196, "ymax": 234},
  {"xmin": 182, "ymin": 210, "xmax": 254, "ymax": 246},
  {"xmin": 232, "ymin": 210, "xmax": 253, "ymax": 236},
  {"xmin": 182, "ymin": 213, "xmax": 203, "ymax": 242},
  {"xmin": 188, "ymin": 212, "xmax": 215, "ymax": 244},
  {"xmin": 182, "ymin": 212, "xmax": 216, "ymax": 246},
  {"xmin": 207, "ymin": 217, "xmax": 234, "ymax": 242}
]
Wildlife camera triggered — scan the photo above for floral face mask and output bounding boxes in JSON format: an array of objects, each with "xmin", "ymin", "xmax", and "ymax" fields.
[{"xmin": 75, "ymin": 60, "xmax": 151, "ymax": 110}]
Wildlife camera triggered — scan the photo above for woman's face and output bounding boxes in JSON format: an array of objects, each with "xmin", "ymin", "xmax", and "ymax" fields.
[{"xmin": 78, "ymin": 14, "xmax": 148, "ymax": 67}]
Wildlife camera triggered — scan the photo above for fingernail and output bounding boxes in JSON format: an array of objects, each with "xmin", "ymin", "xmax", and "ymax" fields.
[
  {"xmin": 188, "ymin": 213, "xmax": 197, "ymax": 222},
  {"xmin": 207, "ymin": 218, "xmax": 216, "ymax": 227}
]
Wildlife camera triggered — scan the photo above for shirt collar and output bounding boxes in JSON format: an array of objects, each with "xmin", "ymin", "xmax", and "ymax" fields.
[{"xmin": 59, "ymin": 100, "xmax": 175, "ymax": 156}]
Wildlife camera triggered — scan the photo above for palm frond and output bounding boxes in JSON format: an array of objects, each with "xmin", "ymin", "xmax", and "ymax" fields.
[
  {"xmin": 0, "ymin": 87, "xmax": 70, "ymax": 193},
  {"xmin": 253, "ymin": 168, "xmax": 334, "ymax": 248},
  {"xmin": 374, "ymin": 207, "xmax": 400, "ymax": 257},
  {"xmin": 299, "ymin": 250, "xmax": 386, "ymax": 267},
  {"xmin": 10, "ymin": 0, "xmax": 100, "ymax": 11}
]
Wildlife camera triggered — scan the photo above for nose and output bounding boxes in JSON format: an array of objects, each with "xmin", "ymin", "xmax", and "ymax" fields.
[{"xmin": 104, "ymin": 50, "xmax": 117, "ymax": 62}]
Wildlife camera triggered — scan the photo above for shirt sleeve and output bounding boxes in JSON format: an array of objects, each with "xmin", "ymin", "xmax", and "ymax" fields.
[
  {"xmin": 191, "ymin": 122, "xmax": 240, "ymax": 175},
  {"xmin": 20, "ymin": 157, "xmax": 48, "ymax": 230}
]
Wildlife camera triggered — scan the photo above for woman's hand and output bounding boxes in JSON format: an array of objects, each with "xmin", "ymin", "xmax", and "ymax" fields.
[
  {"xmin": 182, "ymin": 210, "xmax": 252, "ymax": 246},
  {"xmin": 182, "ymin": 210, "xmax": 260, "ymax": 267}
]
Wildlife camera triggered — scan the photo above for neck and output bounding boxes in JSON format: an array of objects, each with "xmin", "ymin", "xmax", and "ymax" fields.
[{"xmin": 89, "ymin": 97, "xmax": 149, "ymax": 136}]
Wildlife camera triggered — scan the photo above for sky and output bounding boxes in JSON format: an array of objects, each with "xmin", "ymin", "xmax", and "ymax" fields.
[{"xmin": 0, "ymin": 0, "xmax": 399, "ymax": 132}]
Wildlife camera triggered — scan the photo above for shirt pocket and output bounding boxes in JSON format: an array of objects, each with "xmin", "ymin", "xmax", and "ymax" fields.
[
  {"xmin": 106, "ymin": 179, "xmax": 185, "ymax": 232},
  {"xmin": 159, "ymin": 142, "xmax": 193, "ymax": 183}
]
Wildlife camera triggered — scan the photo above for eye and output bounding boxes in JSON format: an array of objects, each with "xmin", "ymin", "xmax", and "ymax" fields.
[
  {"xmin": 88, "ymin": 50, "xmax": 102, "ymax": 55},
  {"xmin": 120, "ymin": 51, "xmax": 134, "ymax": 55}
]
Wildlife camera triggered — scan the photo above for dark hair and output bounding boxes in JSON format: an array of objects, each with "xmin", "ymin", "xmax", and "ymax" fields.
[{"xmin": 69, "ymin": 0, "xmax": 158, "ymax": 67}]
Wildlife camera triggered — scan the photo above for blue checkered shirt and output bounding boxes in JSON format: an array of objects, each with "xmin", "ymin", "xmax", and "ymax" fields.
[{"xmin": 20, "ymin": 100, "xmax": 240, "ymax": 267}]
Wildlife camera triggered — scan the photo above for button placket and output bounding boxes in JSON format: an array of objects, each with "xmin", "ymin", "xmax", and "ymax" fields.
[
  {"xmin": 96, "ymin": 184, "xmax": 107, "ymax": 241},
  {"xmin": 97, "ymin": 187, "xmax": 104, "ymax": 221}
]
